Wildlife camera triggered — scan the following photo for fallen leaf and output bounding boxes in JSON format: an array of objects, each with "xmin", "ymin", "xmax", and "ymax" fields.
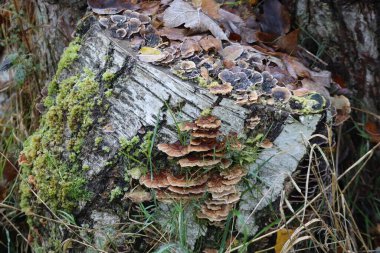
[
  {"xmin": 140, "ymin": 1, "xmax": 160, "ymax": 16},
  {"xmin": 88, "ymin": 0, "xmax": 139, "ymax": 15},
  {"xmin": 365, "ymin": 121, "xmax": 380, "ymax": 143},
  {"xmin": 180, "ymin": 39, "xmax": 202, "ymax": 58},
  {"xmin": 199, "ymin": 35, "xmax": 222, "ymax": 52},
  {"xmin": 221, "ymin": 44, "xmax": 244, "ymax": 61},
  {"xmin": 158, "ymin": 27, "xmax": 188, "ymax": 41},
  {"xmin": 201, "ymin": 0, "xmax": 220, "ymax": 20},
  {"xmin": 256, "ymin": 31, "xmax": 278, "ymax": 43},
  {"xmin": 163, "ymin": 0, "xmax": 228, "ymax": 41},
  {"xmin": 138, "ymin": 47, "xmax": 166, "ymax": 62},
  {"xmin": 282, "ymin": 55, "xmax": 311, "ymax": 79},
  {"xmin": 276, "ymin": 29, "xmax": 300, "ymax": 54},
  {"xmin": 331, "ymin": 95, "xmax": 351, "ymax": 125},
  {"xmin": 274, "ymin": 228, "xmax": 294, "ymax": 253}
]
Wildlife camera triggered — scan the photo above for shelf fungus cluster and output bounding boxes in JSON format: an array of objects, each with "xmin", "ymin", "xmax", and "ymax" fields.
[
  {"xmin": 98, "ymin": 11, "xmax": 161, "ymax": 47},
  {"xmin": 139, "ymin": 115, "xmax": 246, "ymax": 222},
  {"xmin": 94, "ymin": 3, "xmax": 330, "ymax": 116}
]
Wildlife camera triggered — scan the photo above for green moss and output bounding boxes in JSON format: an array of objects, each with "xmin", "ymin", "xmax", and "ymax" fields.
[
  {"xmin": 109, "ymin": 186, "xmax": 123, "ymax": 202},
  {"xmin": 102, "ymin": 146, "xmax": 111, "ymax": 153},
  {"xmin": 196, "ymin": 76, "xmax": 208, "ymax": 88},
  {"xmin": 118, "ymin": 133, "xmax": 153, "ymax": 182},
  {"xmin": 94, "ymin": 137, "xmax": 103, "ymax": 146},
  {"xmin": 56, "ymin": 37, "xmax": 81, "ymax": 78},
  {"xmin": 102, "ymin": 70, "xmax": 115, "ymax": 82},
  {"xmin": 104, "ymin": 89, "xmax": 113, "ymax": 98},
  {"xmin": 201, "ymin": 108, "xmax": 212, "ymax": 116},
  {"xmin": 20, "ymin": 69, "xmax": 100, "ymax": 215}
]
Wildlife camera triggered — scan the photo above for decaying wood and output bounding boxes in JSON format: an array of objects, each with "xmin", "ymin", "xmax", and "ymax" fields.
[{"xmin": 26, "ymin": 18, "xmax": 328, "ymax": 251}]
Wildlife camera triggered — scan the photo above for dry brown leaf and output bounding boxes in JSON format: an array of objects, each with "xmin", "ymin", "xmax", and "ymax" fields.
[
  {"xmin": 163, "ymin": 0, "xmax": 228, "ymax": 41},
  {"xmin": 88, "ymin": 0, "xmax": 139, "ymax": 15},
  {"xmin": 201, "ymin": 0, "xmax": 220, "ymax": 20},
  {"xmin": 276, "ymin": 29, "xmax": 300, "ymax": 54},
  {"xmin": 158, "ymin": 27, "xmax": 188, "ymax": 41},
  {"xmin": 365, "ymin": 121, "xmax": 380, "ymax": 143},
  {"xmin": 221, "ymin": 45, "xmax": 244, "ymax": 61},
  {"xmin": 199, "ymin": 35, "xmax": 222, "ymax": 52},
  {"xmin": 140, "ymin": 1, "xmax": 160, "ymax": 16},
  {"xmin": 282, "ymin": 55, "xmax": 311, "ymax": 79}
]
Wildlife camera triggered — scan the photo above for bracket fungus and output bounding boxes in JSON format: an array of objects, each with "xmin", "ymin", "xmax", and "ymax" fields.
[{"xmin": 138, "ymin": 115, "xmax": 247, "ymax": 222}]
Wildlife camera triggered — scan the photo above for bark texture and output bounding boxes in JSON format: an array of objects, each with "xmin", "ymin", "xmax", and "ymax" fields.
[{"xmin": 288, "ymin": 0, "xmax": 380, "ymax": 112}]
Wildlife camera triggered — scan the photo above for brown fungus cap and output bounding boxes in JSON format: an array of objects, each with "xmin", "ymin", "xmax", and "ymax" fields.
[
  {"xmin": 209, "ymin": 83, "xmax": 233, "ymax": 95},
  {"xmin": 195, "ymin": 115, "xmax": 222, "ymax": 129},
  {"xmin": 191, "ymin": 129, "xmax": 220, "ymax": 138},
  {"xmin": 271, "ymin": 86, "xmax": 292, "ymax": 103},
  {"xmin": 156, "ymin": 190, "xmax": 203, "ymax": 203},
  {"xmin": 178, "ymin": 156, "xmax": 221, "ymax": 168},
  {"xmin": 166, "ymin": 173, "xmax": 209, "ymax": 187},
  {"xmin": 259, "ymin": 139, "xmax": 273, "ymax": 149},
  {"xmin": 168, "ymin": 184, "xmax": 207, "ymax": 195},
  {"xmin": 157, "ymin": 143, "xmax": 189, "ymax": 157},
  {"xmin": 220, "ymin": 165, "xmax": 247, "ymax": 180},
  {"xmin": 246, "ymin": 116, "xmax": 260, "ymax": 129},
  {"xmin": 139, "ymin": 170, "xmax": 170, "ymax": 188}
]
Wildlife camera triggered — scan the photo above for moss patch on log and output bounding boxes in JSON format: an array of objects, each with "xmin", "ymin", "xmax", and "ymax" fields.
[{"xmin": 20, "ymin": 44, "xmax": 102, "ymax": 215}]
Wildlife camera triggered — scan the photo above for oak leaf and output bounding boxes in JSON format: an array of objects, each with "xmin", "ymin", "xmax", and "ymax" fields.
[{"xmin": 163, "ymin": 0, "xmax": 228, "ymax": 41}]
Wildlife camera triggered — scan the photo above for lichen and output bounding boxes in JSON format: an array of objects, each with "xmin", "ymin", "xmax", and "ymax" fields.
[{"xmin": 289, "ymin": 92, "xmax": 327, "ymax": 114}]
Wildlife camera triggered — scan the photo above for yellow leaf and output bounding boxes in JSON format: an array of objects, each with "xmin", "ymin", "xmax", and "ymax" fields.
[
  {"xmin": 139, "ymin": 47, "xmax": 162, "ymax": 55},
  {"xmin": 274, "ymin": 228, "xmax": 294, "ymax": 253}
]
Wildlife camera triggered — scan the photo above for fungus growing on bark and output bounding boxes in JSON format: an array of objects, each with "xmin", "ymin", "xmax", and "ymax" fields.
[
  {"xmin": 261, "ymin": 71, "xmax": 278, "ymax": 94},
  {"xmin": 127, "ymin": 18, "xmax": 142, "ymax": 37},
  {"xmin": 246, "ymin": 116, "xmax": 261, "ymax": 130},
  {"xmin": 259, "ymin": 139, "xmax": 273, "ymax": 149},
  {"xmin": 110, "ymin": 14, "xmax": 127, "ymax": 24},
  {"xmin": 115, "ymin": 28, "xmax": 127, "ymax": 39},
  {"xmin": 139, "ymin": 115, "xmax": 246, "ymax": 222},
  {"xmin": 98, "ymin": 17, "xmax": 110, "ymax": 29},
  {"xmin": 271, "ymin": 86, "xmax": 291, "ymax": 103},
  {"xmin": 289, "ymin": 92, "xmax": 327, "ymax": 114},
  {"xmin": 157, "ymin": 143, "xmax": 189, "ymax": 158},
  {"xmin": 139, "ymin": 170, "xmax": 170, "ymax": 188},
  {"xmin": 209, "ymin": 83, "xmax": 233, "ymax": 95}
]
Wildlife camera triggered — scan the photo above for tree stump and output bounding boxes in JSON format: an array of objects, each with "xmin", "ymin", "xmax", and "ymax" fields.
[{"xmin": 19, "ymin": 16, "xmax": 329, "ymax": 252}]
